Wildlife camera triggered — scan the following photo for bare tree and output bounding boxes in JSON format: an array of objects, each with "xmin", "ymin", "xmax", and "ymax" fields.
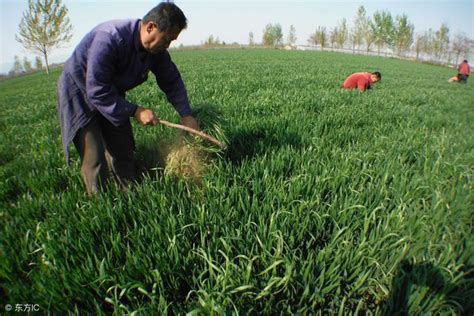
[
  {"xmin": 203, "ymin": 35, "xmax": 220, "ymax": 47},
  {"xmin": 248, "ymin": 32, "xmax": 255, "ymax": 46},
  {"xmin": 451, "ymin": 33, "xmax": 471, "ymax": 65},
  {"xmin": 433, "ymin": 23, "xmax": 449, "ymax": 62},
  {"xmin": 16, "ymin": 0, "xmax": 73, "ymax": 74},
  {"xmin": 23, "ymin": 57, "xmax": 33, "ymax": 72},
  {"xmin": 287, "ymin": 25, "xmax": 297, "ymax": 47},
  {"xmin": 330, "ymin": 27, "xmax": 338, "ymax": 50},
  {"xmin": 12, "ymin": 55, "xmax": 24, "ymax": 74},
  {"xmin": 262, "ymin": 24, "xmax": 273, "ymax": 46},
  {"xmin": 422, "ymin": 29, "xmax": 436, "ymax": 61},
  {"xmin": 413, "ymin": 33, "xmax": 424, "ymax": 60},
  {"xmin": 34, "ymin": 56, "xmax": 43, "ymax": 70},
  {"xmin": 316, "ymin": 26, "xmax": 327, "ymax": 51},
  {"xmin": 307, "ymin": 32, "xmax": 318, "ymax": 47}
]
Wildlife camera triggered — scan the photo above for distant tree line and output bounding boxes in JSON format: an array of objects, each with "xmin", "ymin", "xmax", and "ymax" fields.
[
  {"xmin": 250, "ymin": 6, "xmax": 473, "ymax": 66},
  {"xmin": 8, "ymin": 1, "xmax": 473, "ymax": 76},
  {"xmin": 9, "ymin": 55, "xmax": 43, "ymax": 76},
  {"xmin": 200, "ymin": 34, "xmax": 240, "ymax": 48}
]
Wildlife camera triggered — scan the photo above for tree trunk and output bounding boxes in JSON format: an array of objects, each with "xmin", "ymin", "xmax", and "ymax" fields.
[{"xmin": 43, "ymin": 51, "xmax": 50, "ymax": 74}]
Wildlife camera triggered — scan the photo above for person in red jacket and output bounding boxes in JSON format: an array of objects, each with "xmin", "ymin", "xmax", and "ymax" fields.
[
  {"xmin": 342, "ymin": 72, "xmax": 381, "ymax": 92},
  {"xmin": 458, "ymin": 60, "xmax": 470, "ymax": 83}
]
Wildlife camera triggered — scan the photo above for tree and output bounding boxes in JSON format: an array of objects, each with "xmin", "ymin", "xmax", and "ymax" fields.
[
  {"xmin": 363, "ymin": 16, "xmax": 375, "ymax": 53},
  {"xmin": 262, "ymin": 23, "xmax": 283, "ymax": 47},
  {"xmin": 392, "ymin": 14, "xmax": 414, "ymax": 56},
  {"xmin": 329, "ymin": 27, "xmax": 338, "ymax": 49},
  {"xmin": 262, "ymin": 24, "xmax": 273, "ymax": 46},
  {"xmin": 248, "ymin": 32, "xmax": 255, "ymax": 46},
  {"xmin": 203, "ymin": 35, "xmax": 220, "ymax": 47},
  {"xmin": 371, "ymin": 10, "xmax": 394, "ymax": 54},
  {"xmin": 16, "ymin": 0, "xmax": 73, "ymax": 74},
  {"xmin": 12, "ymin": 55, "xmax": 24, "ymax": 74},
  {"xmin": 287, "ymin": 25, "xmax": 297, "ymax": 46},
  {"xmin": 273, "ymin": 24, "xmax": 283, "ymax": 46},
  {"xmin": 351, "ymin": 6, "xmax": 367, "ymax": 52},
  {"xmin": 307, "ymin": 32, "xmax": 318, "ymax": 47},
  {"xmin": 335, "ymin": 18, "xmax": 348, "ymax": 49},
  {"xmin": 35, "ymin": 56, "xmax": 43, "ymax": 70},
  {"xmin": 451, "ymin": 33, "xmax": 471, "ymax": 65},
  {"xmin": 421, "ymin": 29, "xmax": 435, "ymax": 61},
  {"xmin": 433, "ymin": 23, "xmax": 449, "ymax": 61},
  {"xmin": 23, "ymin": 57, "xmax": 33, "ymax": 72},
  {"xmin": 308, "ymin": 26, "xmax": 327, "ymax": 50},
  {"xmin": 413, "ymin": 33, "xmax": 424, "ymax": 60},
  {"xmin": 315, "ymin": 26, "xmax": 327, "ymax": 51}
]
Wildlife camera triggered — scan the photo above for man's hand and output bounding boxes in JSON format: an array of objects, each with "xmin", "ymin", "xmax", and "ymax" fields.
[
  {"xmin": 181, "ymin": 115, "xmax": 200, "ymax": 131},
  {"xmin": 135, "ymin": 106, "xmax": 158, "ymax": 125}
]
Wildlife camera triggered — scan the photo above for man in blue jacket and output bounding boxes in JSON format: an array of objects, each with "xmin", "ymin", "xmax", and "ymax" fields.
[{"xmin": 57, "ymin": 2, "xmax": 199, "ymax": 195}]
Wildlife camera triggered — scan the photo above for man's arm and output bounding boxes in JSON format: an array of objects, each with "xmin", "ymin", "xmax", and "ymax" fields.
[{"xmin": 151, "ymin": 51, "xmax": 199, "ymax": 129}]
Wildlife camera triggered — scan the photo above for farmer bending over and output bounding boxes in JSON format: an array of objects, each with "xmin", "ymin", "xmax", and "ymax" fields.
[
  {"xmin": 57, "ymin": 2, "xmax": 199, "ymax": 195},
  {"xmin": 342, "ymin": 72, "xmax": 382, "ymax": 92}
]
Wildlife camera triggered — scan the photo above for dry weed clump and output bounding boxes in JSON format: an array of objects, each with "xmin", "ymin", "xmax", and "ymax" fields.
[
  {"xmin": 164, "ymin": 138, "xmax": 209, "ymax": 184},
  {"xmin": 163, "ymin": 104, "xmax": 228, "ymax": 184}
]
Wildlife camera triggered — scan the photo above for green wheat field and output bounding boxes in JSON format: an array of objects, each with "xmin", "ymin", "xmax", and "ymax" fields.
[{"xmin": 1, "ymin": 49, "xmax": 473, "ymax": 314}]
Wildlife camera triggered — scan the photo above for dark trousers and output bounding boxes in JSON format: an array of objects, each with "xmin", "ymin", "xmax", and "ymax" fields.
[
  {"xmin": 73, "ymin": 115, "xmax": 136, "ymax": 195},
  {"xmin": 459, "ymin": 74, "xmax": 469, "ymax": 83}
]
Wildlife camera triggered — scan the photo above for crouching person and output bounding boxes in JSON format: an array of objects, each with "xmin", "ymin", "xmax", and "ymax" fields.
[
  {"xmin": 342, "ymin": 71, "xmax": 381, "ymax": 92},
  {"xmin": 57, "ymin": 2, "xmax": 199, "ymax": 196}
]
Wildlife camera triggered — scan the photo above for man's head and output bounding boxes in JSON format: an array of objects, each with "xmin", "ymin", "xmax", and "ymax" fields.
[
  {"xmin": 463, "ymin": 60, "xmax": 468, "ymax": 63},
  {"xmin": 371, "ymin": 71, "xmax": 382, "ymax": 83},
  {"xmin": 140, "ymin": 2, "xmax": 187, "ymax": 54}
]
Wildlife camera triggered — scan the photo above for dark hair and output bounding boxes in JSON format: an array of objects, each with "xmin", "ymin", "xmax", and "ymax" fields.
[
  {"xmin": 143, "ymin": 2, "xmax": 187, "ymax": 32},
  {"xmin": 372, "ymin": 71, "xmax": 382, "ymax": 80},
  {"xmin": 463, "ymin": 60, "xmax": 468, "ymax": 63}
]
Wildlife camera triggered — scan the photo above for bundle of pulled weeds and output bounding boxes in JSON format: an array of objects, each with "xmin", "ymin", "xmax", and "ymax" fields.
[{"xmin": 162, "ymin": 105, "xmax": 228, "ymax": 184}]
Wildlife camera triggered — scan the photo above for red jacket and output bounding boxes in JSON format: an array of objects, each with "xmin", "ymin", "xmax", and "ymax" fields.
[
  {"xmin": 458, "ymin": 62, "xmax": 471, "ymax": 75},
  {"xmin": 342, "ymin": 72, "xmax": 373, "ymax": 92}
]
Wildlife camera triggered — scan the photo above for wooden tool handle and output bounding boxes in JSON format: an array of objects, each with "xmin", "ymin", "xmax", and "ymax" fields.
[{"xmin": 157, "ymin": 119, "xmax": 226, "ymax": 148}]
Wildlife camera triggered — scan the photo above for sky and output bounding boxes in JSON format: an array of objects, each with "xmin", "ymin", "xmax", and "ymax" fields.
[{"xmin": 0, "ymin": 0, "xmax": 473, "ymax": 73}]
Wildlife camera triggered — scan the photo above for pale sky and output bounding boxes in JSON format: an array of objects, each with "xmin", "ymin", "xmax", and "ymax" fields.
[{"xmin": 0, "ymin": 0, "xmax": 473, "ymax": 73}]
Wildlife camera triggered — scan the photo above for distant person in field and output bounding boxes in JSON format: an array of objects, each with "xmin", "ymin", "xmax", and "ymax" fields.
[
  {"xmin": 448, "ymin": 74, "xmax": 461, "ymax": 83},
  {"xmin": 457, "ymin": 60, "xmax": 470, "ymax": 83},
  {"xmin": 342, "ymin": 72, "xmax": 382, "ymax": 92},
  {"xmin": 57, "ymin": 2, "xmax": 199, "ymax": 196}
]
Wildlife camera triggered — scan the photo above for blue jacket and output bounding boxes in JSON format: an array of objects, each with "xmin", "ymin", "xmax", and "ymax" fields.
[{"xmin": 57, "ymin": 19, "xmax": 192, "ymax": 162}]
